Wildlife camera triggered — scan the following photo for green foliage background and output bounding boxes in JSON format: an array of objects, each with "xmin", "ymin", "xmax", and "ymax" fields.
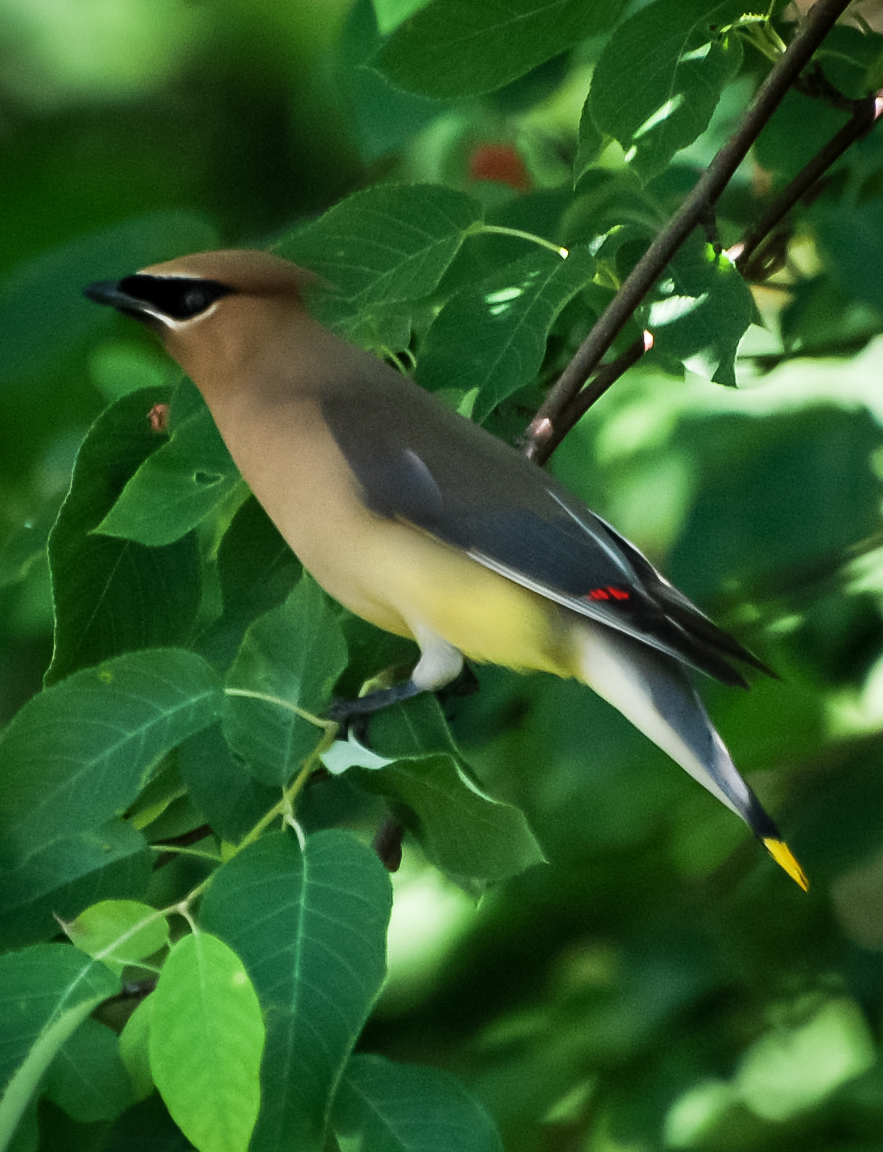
[{"xmin": 3, "ymin": 0, "xmax": 883, "ymax": 1150}]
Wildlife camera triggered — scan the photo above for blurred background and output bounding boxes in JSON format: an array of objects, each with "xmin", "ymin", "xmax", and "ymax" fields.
[{"xmin": 4, "ymin": 1, "xmax": 883, "ymax": 1149}]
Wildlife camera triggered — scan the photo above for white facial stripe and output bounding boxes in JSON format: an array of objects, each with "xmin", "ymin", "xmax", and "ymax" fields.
[
  {"xmin": 156, "ymin": 302, "xmax": 224, "ymax": 330},
  {"xmin": 124, "ymin": 274, "xmax": 226, "ymax": 330}
]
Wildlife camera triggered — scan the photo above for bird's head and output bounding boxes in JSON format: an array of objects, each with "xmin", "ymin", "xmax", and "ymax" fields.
[
  {"xmin": 84, "ymin": 248, "xmax": 322, "ymax": 386},
  {"xmin": 84, "ymin": 248, "xmax": 318, "ymax": 326}
]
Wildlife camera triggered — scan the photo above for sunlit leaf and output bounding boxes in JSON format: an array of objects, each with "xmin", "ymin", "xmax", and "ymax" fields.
[
  {"xmin": 150, "ymin": 932, "xmax": 264, "ymax": 1152},
  {"xmin": 735, "ymin": 998, "xmax": 876, "ymax": 1121},
  {"xmin": 64, "ymin": 899, "xmax": 169, "ymax": 974},
  {"xmin": 200, "ymin": 831, "xmax": 392, "ymax": 1152},
  {"xmin": 645, "ymin": 239, "xmax": 754, "ymax": 386},
  {"xmin": 278, "ymin": 184, "xmax": 483, "ymax": 307},
  {"xmin": 589, "ymin": 0, "xmax": 745, "ymax": 182},
  {"xmin": 416, "ymin": 248, "xmax": 594, "ymax": 420}
]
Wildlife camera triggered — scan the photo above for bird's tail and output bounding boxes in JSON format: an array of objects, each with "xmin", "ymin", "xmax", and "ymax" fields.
[{"xmin": 571, "ymin": 619, "xmax": 807, "ymax": 889}]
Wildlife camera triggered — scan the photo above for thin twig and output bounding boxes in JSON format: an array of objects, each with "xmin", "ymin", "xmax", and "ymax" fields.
[
  {"xmin": 523, "ymin": 0, "xmax": 855, "ymax": 462},
  {"xmin": 734, "ymin": 92, "xmax": 882, "ymax": 278},
  {"xmin": 793, "ymin": 61, "xmax": 868, "ymax": 113},
  {"xmin": 152, "ymin": 824, "xmax": 214, "ymax": 871},
  {"xmin": 531, "ymin": 335, "xmax": 651, "ymax": 466}
]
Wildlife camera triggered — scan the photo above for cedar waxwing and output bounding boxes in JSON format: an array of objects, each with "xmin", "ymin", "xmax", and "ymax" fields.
[{"xmin": 84, "ymin": 249, "xmax": 807, "ymax": 889}]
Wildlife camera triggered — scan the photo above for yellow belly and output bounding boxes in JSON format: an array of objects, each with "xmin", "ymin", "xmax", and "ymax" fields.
[
  {"xmin": 330, "ymin": 518, "xmax": 574, "ymax": 678},
  {"xmin": 214, "ymin": 389, "xmax": 576, "ymax": 680}
]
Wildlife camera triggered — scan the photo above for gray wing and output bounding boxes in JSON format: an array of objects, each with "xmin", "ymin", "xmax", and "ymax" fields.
[{"xmin": 321, "ymin": 365, "xmax": 771, "ymax": 687}]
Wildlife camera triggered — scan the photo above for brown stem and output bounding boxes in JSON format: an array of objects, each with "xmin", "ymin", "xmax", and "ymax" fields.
[
  {"xmin": 372, "ymin": 814, "xmax": 404, "ymax": 872},
  {"xmin": 530, "ymin": 335, "xmax": 650, "ymax": 466},
  {"xmin": 522, "ymin": 0, "xmax": 855, "ymax": 462},
  {"xmin": 734, "ymin": 92, "xmax": 882, "ymax": 278},
  {"xmin": 793, "ymin": 61, "xmax": 868, "ymax": 113}
]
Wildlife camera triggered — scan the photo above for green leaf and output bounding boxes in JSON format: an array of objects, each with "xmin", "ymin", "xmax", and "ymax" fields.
[
  {"xmin": 224, "ymin": 576, "xmax": 348, "ymax": 786},
  {"xmin": 0, "ymin": 821, "xmax": 151, "ymax": 951},
  {"xmin": 0, "ymin": 649, "xmax": 224, "ymax": 860},
  {"xmin": 44, "ymin": 1017, "xmax": 134, "ymax": 1123},
  {"xmin": 125, "ymin": 751, "xmax": 188, "ymax": 833},
  {"xmin": 374, "ymin": 0, "xmax": 626, "ymax": 98},
  {"xmin": 5, "ymin": 1102, "xmax": 37, "ymax": 1152},
  {"xmin": 340, "ymin": 0, "xmax": 441, "ymax": 167},
  {"xmin": 216, "ymin": 497, "xmax": 302, "ymax": 630},
  {"xmin": 574, "ymin": 99, "xmax": 606, "ymax": 185},
  {"xmin": 415, "ymin": 248, "xmax": 594, "ymax": 421},
  {"xmin": 646, "ymin": 239, "xmax": 754, "ymax": 386},
  {"xmin": 735, "ymin": 998, "xmax": 875, "ymax": 1121},
  {"xmin": 589, "ymin": 0, "xmax": 745, "ymax": 183},
  {"xmin": 350, "ymin": 692, "xmax": 457, "ymax": 761},
  {"xmin": 333, "ymin": 1053, "xmax": 504, "ymax": 1152},
  {"xmin": 88, "ymin": 338, "xmax": 171, "ymax": 403},
  {"xmin": 200, "ymin": 495, "xmax": 302, "ymax": 674},
  {"xmin": 97, "ymin": 381, "xmax": 245, "ymax": 547},
  {"xmin": 178, "ymin": 723, "xmax": 279, "ymax": 844},
  {"xmin": 45, "ymin": 387, "xmax": 201, "ymax": 685},
  {"xmin": 818, "ymin": 201, "xmax": 883, "ymax": 314},
  {"xmin": 0, "ymin": 212, "xmax": 217, "ymax": 390},
  {"xmin": 339, "ymin": 695, "xmax": 545, "ymax": 884},
  {"xmin": 150, "ymin": 932, "xmax": 265, "ymax": 1152},
  {"xmin": 277, "ymin": 185, "xmax": 484, "ymax": 308},
  {"xmin": 137, "ymin": 793, "xmax": 206, "ymax": 848},
  {"xmin": 118, "ymin": 997, "xmax": 154, "ymax": 1103},
  {"xmin": 754, "ymin": 88, "xmax": 849, "ymax": 181},
  {"xmin": 0, "ymin": 496, "xmax": 63, "ymax": 592},
  {"xmin": 816, "ymin": 24, "xmax": 883, "ymax": 98},
  {"xmin": 372, "ymin": 0, "xmax": 431, "ymax": 35},
  {"xmin": 668, "ymin": 406, "xmax": 883, "ymax": 602},
  {"xmin": 780, "ymin": 273, "xmax": 880, "ymax": 357},
  {"xmin": 199, "ymin": 831, "xmax": 392, "ymax": 1152},
  {"xmin": 101, "ymin": 1095, "xmax": 193, "ymax": 1152},
  {"xmin": 356, "ymin": 752, "xmax": 545, "ymax": 885},
  {"xmin": 0, "ymin": 945, "xmax": 119, "ymax": 1151},
  {"xmin": 63, "ymin": 900, "xmax": 169, "ymax": 974}
]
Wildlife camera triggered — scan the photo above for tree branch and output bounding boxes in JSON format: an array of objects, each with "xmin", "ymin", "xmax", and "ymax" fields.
[
  {"xmin": 530, "ymin": 335, "xmax": 651, "ymax": 466},
  {"xmin": 523, "ymin": 0, "xmax": 855, "ymax": 463},
  {"xmin": 733, "ymin": 91, "xmax": 882, "ymax": 279}
]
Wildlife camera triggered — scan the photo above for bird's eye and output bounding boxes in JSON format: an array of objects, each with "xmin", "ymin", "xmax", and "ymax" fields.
[
  {"xmin": 180, "ymin": 285, "xmax": 213, "ymax": 314},
  {"xmin": 118, "ymin": 275, "xmax": 233, "ymax": 320}
]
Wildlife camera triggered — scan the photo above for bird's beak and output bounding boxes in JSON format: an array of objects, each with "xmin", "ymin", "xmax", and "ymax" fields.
[{"xmin": 83, "ymin": 280, "xmax": 158, "ymax": 326}]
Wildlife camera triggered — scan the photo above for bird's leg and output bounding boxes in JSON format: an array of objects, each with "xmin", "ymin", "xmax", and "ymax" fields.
[
  {"xmin": 327, "ymin": 678, "xmax": 423, "ymax": 721},
  {"xmin": 437, "ymin": 661, "xmax": 480, "ymax": 700},
  {"xmin": 328, "ymin": 628, "xmax": 465, "ymax": 724}
]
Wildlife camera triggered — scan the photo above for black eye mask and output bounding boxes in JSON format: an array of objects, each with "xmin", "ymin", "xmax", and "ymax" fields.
[{"xmin": 115, "ymin": 275, "xmax": 234, "ymax": 319}]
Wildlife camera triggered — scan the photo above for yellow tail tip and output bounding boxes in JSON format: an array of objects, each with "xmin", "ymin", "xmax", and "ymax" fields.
[{"xmin": 763, "ymin": 837, "xmax": 809, "ymax": 891}]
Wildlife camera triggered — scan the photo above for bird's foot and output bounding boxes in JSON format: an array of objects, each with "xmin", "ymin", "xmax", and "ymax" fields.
[
  {"xmin": 327, "ymin": 678, "xmax": 422, "ymax": 723},
  {"xmin": 328, "ymin": 662, "xmax": 478, "ymax": 736}
]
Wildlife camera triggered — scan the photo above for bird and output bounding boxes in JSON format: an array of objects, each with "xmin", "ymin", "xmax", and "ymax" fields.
[{"xmin": 84, "ymin": 248, "xmax": 807, "ymax": 889}]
